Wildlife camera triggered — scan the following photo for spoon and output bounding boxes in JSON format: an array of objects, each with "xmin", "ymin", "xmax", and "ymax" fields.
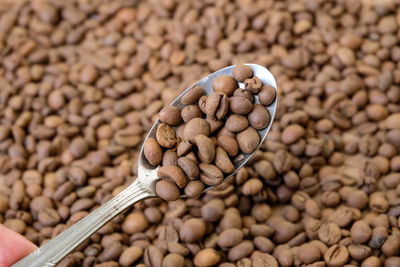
[{"xmin": 13, "ymin": 63, "xmax": 277, "ymax": 267}]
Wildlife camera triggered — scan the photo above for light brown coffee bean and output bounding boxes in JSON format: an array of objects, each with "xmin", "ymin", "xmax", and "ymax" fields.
[
  {"xmin": 144, "ymin": 138, "xmax": 163, "ymax": 166},
  {"xmin": 232, "ymin": 65, "xmax": 253, "ymax": 82},
  {"xmin": 215, "ymin": 147, "xmax": 234, "ymax": 174},
  {"xmin": 181, "ymin": 86, "xmax": 204, "ymax": 105},
  {"xmin": 199, "ymin": 163, "xmax": 223, "ymax": 186},
  {"xmin": 177, "ymin": 157, "xmax": 199, "ymax": 180},
  {"xmin": 159, "ymin": 106, "xmax": 182, "ymax": 126},
  {"xmin": 225, "ymin": 115, "xmax": 249, "ymax": 132},
  {"xmin": 212, "ymin": 75, "xmax": 237, "ymax": 96},
  {"xmin": 324, "ymin": 245, "xmax": 349, "ymax": 267},
  {"xmin": 248, "ymin": 104, "xmax": 270, "ymax": 130},
  {"xmin": 298, "ymin": 243, "xmax": 321, "ymax": 264},
  {"xmin": 217, "ymin": 228, "xmax": 243, "ymax": 247},
  {"xmin": 183, "ymin": 118, "xmax": 210, "ymax": 143},
  {"xmin": 230, "ymin": 96, "xmax": 253, "ymax": 115},
  {"xmin": 184, "ymin": 181, "xmax": 204, "ymax": 198},
  {"xmin": 181, "ymin": 105, "xmax": 203, "ymax": 123},
  {"xmin": 244, "ymin": 76, "xmax": 262, "ymax": 94},
  {"xmin": 351, "ymin": 220, "xmax": 372, "ymax": 244},
  {"xmin": 194, "ymin": 248, "xmax": 221, "ymax": 267},
  {"xmin": 156, "ymin": 123, "xmax": 177, "ymax": 148},
  {"xmin": 195, "ymin": 135, "xmax": 215, "ymax": 164},
  {"xmin": 282, "ymin": 124, "xmax": 305, "ymax": 144},
  {"xmin": 162, "ymin": 253, "xmax": 184, "ymax": 267},
  {"xmin": 162, "ymin": 150, "xmax": 178, "ymax": 166},
  {"xmin": 155, "ymin": 180, "xmax": 180, "ymax": 201},
  {"xmin": 318, "ymin": 223, "xmax": 342, "ymax": 246},
  {"xmin": 119, "ymin": 247, "xmax": 143, "ymax": 267},
  {"xmin": 217, "ymin": 135, "xmax": 239, "ymax": 157},
  {"xmin": 228, "ymin": 240, "xmax": 254, "ymax": 261},
  {"xmin": 180, "ymin": 218, "xmax": 206, "ymax": 243},
  {"xmin": 205, "ymin": 93, "xmax": 229, "ymax": 120},
  {"xmin": 157, "ymin": 165, "xmax": 187, "ymax": 188},
  {"xmin": 177, "ymin": 140, "xmax": 192, "ymax": 157},
  {"xmin": 237, "ymin": 127, "xmax": 260, "ymax": 154},
  {"xmin": 258, "ymin": 85, "xmax": 276, "ymax": 106}
]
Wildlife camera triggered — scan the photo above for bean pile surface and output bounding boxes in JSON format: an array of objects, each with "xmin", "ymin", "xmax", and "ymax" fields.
[{"xmin": 0, "ymin": 0, "xmax": 399, "ymax": 266}]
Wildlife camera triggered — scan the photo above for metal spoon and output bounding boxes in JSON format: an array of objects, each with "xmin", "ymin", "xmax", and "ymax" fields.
[{"xmin": 13, "ymin": 63, "xmax": 277, "ymax": 267}]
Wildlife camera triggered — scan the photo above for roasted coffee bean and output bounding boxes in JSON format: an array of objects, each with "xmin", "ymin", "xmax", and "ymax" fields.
[
  {"xmin": 184, "ymin": 181, "xmax": 204, "ymax": 199},
  {"xmin": 234, "ymin": 88, "xmax": 254, "ymax": 102},
  {"xmin": 205, "ymin": 93, "xmax": 229, "ymax": 120},
  {"xmin": 159, "ymin": 106, "xmax": 182, "ymax": 126},
  {"xmin": 248, "ymin": 104, "xmax": 270, "ymax": 130},
  {"xmin": 212, "ymin": 75, "xmax": 237, "ymax": 97},
  {"xmin": 244, "ymin": 77, "xmax": 262, "ymax": 94},
  {"xmin": 232, "ymin": 65, "xmax": 252, "ymax": 82},
  {"xmin": 217, "ymin": 228, "xmax": 243, "ymax": 247},
  {"xmin": 181, "ymin": 105, "xmax": 203, "ymax": 123},
  {"xmin": 230, "ymin": 97, "xmax": 253, "ymax": 115},
  {"xmin": 199, "ymin": 163, "xmax": 223, "ymax": 186},
  {"xmin": 156, "ymin": 123, "xmax": 177, "ymax": 148},
  {"xmin": 183, "ymin": 118, "xmax": 210, "ymax": 143},
  {"xmin": 237, "ymin": 127, "xmax": 260, "ymax": 154},
  {"xmin": 258, "ymin": 85, "xmax": 276, "ymax": 106},
  {"xmin": 217, "ymin": 136, "xmax": 239, "ymax": 157},
  {"xmin": 119, "ymin": 247, "xmax": 143, "ymax": 266},
  {"xmin": 180, "ymin": 218, "xmax": 206, "ymax": 243},
  {"xmin": 144, "ymin": 138, "xmax": 163, "ymax": 166},
  {"xmin": 324, "ymin": 245, "xmax": 349, "ymax": 267},
  {"xmin": 177, "ymin": 157, "xmax": 199, "ymax": 180},
  {"xmin": 195, "ymin": 135, "xmax": 215, "ymax": 164},
  {"xmin": 155, "ymin": 180, "xmax": 180, "ymax": 201},
  {"xmin": 157, "ymin": 166, "xmax": 187, "ymax": 188},
  {"xmin": 298, "ymin": 243, "xmax": 321, "ymax": 264},
  {"xmin": 181, "ymin": 86, "xmax": 205, "ymax": 105},
  {"xmin": 215, "ymin": 147, "xmax": 234, "ymax": 174},
  {"xmin": 225, "ymin": 115, "xmax": 249, "ymax": 132},
  {"xmin": 194, "ymin": 248, "xmax": 221, "ymax": 267}
]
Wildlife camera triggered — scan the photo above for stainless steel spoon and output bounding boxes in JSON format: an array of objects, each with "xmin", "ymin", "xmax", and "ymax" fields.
[{"xmin": 13, "ymin": 63, "xmax": 277, "ymax": 267}]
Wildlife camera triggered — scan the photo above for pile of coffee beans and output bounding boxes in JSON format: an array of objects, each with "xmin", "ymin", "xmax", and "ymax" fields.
[
  {"xmin": 0, "ymin": 0, "xmax": 400, "ymax": 266},
  {"xmin": 143, "ymin": 65, "xmax": 276, "ymax": 201}
]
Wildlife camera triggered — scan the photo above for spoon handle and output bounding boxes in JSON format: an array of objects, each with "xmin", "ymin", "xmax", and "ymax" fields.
[{"xmin": 12, "ymin": 179, "xmax": 155, "ymax": 267}]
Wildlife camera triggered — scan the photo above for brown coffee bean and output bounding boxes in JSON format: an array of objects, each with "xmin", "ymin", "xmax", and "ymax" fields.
[
  {"xmin": 225, "ymin": 115, "xmax": 249, "ymax": 132},
  {"xmin": 143, "ymin": 138, "xmax": 163, "ymax": 166},
  {"xmin": 234, "ymin": 88, "xmax": 254, "ymax": 102},
  {"xmin": 230, "ymin": 96, "xmax": 253, "ymax": 115},
  {"xmin": 181, "ymin": 105, "xmax": 203, "ymax": 123},
  {"xmin": 201, "ymin": 198, "xmax": 225, "ymax": 222},
  {"xmin": 205, "ymin": 118, "xmax": 224, "ymax": 134},
  {"xmin": 212, "ymin": 75, "xmax": 237, "ymax": 96},
  {"xmin": 242, "ymin": 178, "xmax": 263, "ymax": 196},
  {"xmin": 228, "ymin": 240, "xmax": 254, "ymax": 261},
  {"xmin": 177, "ymin": 157, "xmax": 199, "ymax": 180},
  {"xmin": 156, "ymin": 123, "xmax": 177, "ymax": 148},
  {"xmin": 180, "ymin": 218, "xmax": 206, "ymax": 243},
  {"xmin": 351, "ymin": 221, "xmax": 372, "ymax": 244},
  {"xmin": 248, "ymin": 104, "xmax": 270, "ymax": 130},
  {"xmin": 217, "ymin": 228, "xmax": 243, "ymax": 247},
  {"xmin": 69, "ymin": 137, "xmax": 89, "ymax": 158},
  {"xmin": 318, "ymin": 223, "xmax": 342, "ymax": 246},
  {"xmin": 181, "ymin": 86, "xmax": 205, "ymax": 105},
  {"xmin": 162, "ymin": 253, "xmax": 184, "ymax": 267},
  {"xmin": 177, "ymin": 140, "xmax": 192, "ymax": 157},
  {"xmin": 205, "ymin": 93, "xmax": 229, "ymax": 120},
  {"xmin": 159, "ymin": 106, "xmax": 182, "ymax": 126},
  {"xmin": 119, "ymin": 247, "xmax": 143, "ymax": 267},
  {"xmin": 282, "ymin": 124, "xmax": 305, "ymax": 144},
  {"xmin": 217, "ymin": 135, "xmax": 239, "ymax": 157},
  {"xmin": 195, "ymin": 135, "xmax": 215, "ymax": 164},
  {"xmin": 144, "ymin": 245, "xmax": 164, "ymax": 267},
  {"xmin": 155, "ymin": 180, "xmax": 180, "ymax": 201},
  {"xmin": 232, "ymin": 64, "xmax": 252, "ymax": 82},
  {"xmin": 157, "ymin": 165, "xmax": 187, "ymax": 188},
  {"xmin": 199, "ymin": 163, "xmax": 223, "ymax": 186},
  {"xmin": 162, "ymin": 150, "xmax": 178, "ymax": 166},
  {"xmin": 258, "ymin": 85, "xmax": 276, "ymax": 106},
  {"xmin": 183, "ymin": 118, "xmax": 210, "ymax": 143},
  {"xmin": 215, "ymin": 147, "xmax": 234, "ymax": 174},
  {"xmin": 324, "ymin": 245, "xmax": 349, "ymax": 267},
  {"xmin": 244, "ymin": 76, "xmax": 262, "ymax": 94},
  {"xmin": 348, "ymin": 244, "xmax": 371, "ymax": 261},
  {"xmin": 122, "ymin": 212, "xmax": 149, "ymax": 234},
  {"xmin": 184, "ymin": 181, "xmax": 204, "ymax": 198},
  {"xmin": 194, "ymin": 248, "xmax": 221, "ymax": 267},
  {"xmin": 237, "ymin": 127, "xmax": 260, "ymax": 154},
  {"xmin": 298, "ymin": 243, "xmax": 321, "ymax": 264}
]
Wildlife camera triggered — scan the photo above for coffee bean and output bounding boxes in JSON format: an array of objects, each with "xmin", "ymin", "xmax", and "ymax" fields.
[
  {"xmin": 248, "ymin": 104, "xmax": 270, "ymax": 130},
  {"xmin": 180, "ymin": 218, "xmax": 206, "ymax": 243},
  {"xmin": 194, "ymin": 248, "xmax": 221, "ymax": 267},
  {"xmin": 232, "ymin": 65, "xmax": 252, "ymax": 82},
  {"xmin": 183, "ymin": 118, "xmax": 210, "ymax": 143},
  {"xmin": 205, "ymin": 93, "xmax": 229, "ymax": 120},
  {"xmin": 201, "ymin": 198, "xmax": 225, "ymax": 222},
  {"xmin": 184, "ymin": 181, "xmax": 204, "ymax": 198},
  {"xmin": 162, "ymin": 253, "xmax": 184, "ymax": 267},
  {"xmin": 181, "ymin": 86, "xmax": 205, "ymax": 105},
  {"xmin": 177, "ymin": 157, "xmax": 199, "ymax": 180},
  {"xmin": 225, "ymin": 115, "xmax": 249, "ymax": 132},
  {"xmin": 237, "ymin": 127, "xmax": 260, "ymax": 154},
  {"xmin": 195, "ymin": 135, "xmax": 216, "ymax": 164},
  {"xmin": 230, "ymin": 96, "xmax": 253, "ymax": 115},
  {"xmin": 181, "ymin": 105, "xmax": 203, "ymax": 123},
  {"xmin": 318, "ymin": 223, "xmax": 342, "ymax": 246},
  {"xmin": 212, "ymin": 75, "xmax": 237, "ymax": 97},
  {"xmin": 228, "ymin": 240, "xmax": 254, "ymax": 261},
  {"xmin": 244, "ymin": 77, "xmax": 262, "ymax": 94},
  {"xmin": 258, "ymin": 85, "xmax": 276, "ymax": 106},
  {"xmin": 144, "ymin": 245, "xmax": 164, "ymax": 267},
  {"xmin": 162, "ymin": 150, "xmax": 178, "ymax": 166},
  {"xmin": 199, "ymin": 163, "xmax": 223, "ymax": 186},
  {"xmin": 215, "ymin": 147, "xmax": 234, "ymax": 174},
  {"xmin": 122, "ymin": 212, "xmax": 149, "ymax": 234},
  {"xmin": 234, "ymin": 88, "xmax": 254, "ymax": 102},
  {"xmin": 159, "ymin": 106, "xmax": 182, "ymax": 126},
  {"xmin": 217, "ymin": 228, "xmax": 243, "ymax": 247},
  {"xmin": 158, "ymin": 165, "xmax": 187, "ymax": 188},
  {"xmin": 144, "ymin": 138, "xmax": 163, "ymax": 166},
  {"xmin": 351, "ymin": 221, "xmax": 372, "ymax": 244},
  {"xmin": 155, "ymin": 180, "xmax": 180, "ymax": 201},
  {"xmin": 119, "ymin": 247, "xmax": 143, "ymax": 267},
  {"xmin": 156, "ymin": 123, "xmax": 177, "ymax": 148},
  {"xmin": 324, "ymin": 245, "xmax": 349, "ymax": 267}
]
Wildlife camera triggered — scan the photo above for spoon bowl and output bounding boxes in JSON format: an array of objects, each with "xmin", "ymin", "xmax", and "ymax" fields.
[{"xmin": 13, "ymin": 64, "xmax": 277, "ymax": 267}]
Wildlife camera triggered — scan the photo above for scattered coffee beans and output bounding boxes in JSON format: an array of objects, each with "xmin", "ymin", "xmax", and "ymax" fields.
[{"xmin": 1, "ymin": 0, "xmax": 399, "ymax": 267}]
